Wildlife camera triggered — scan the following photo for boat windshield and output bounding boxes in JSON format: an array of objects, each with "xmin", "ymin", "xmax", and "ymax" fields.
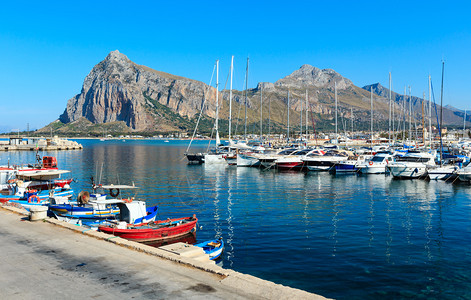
[
  {"xmin": 278, "ymin": 149, "xmax": 297, "ymax": 155},
  {"xmin": 295, "ymin": 149, "xmax": 312, "ymax": 155},
  {"xmin": 371, "ymin": 156, "xmax": 385, "ymax": 162},
  {"xmin": 396, "ymin": 156, "xmax": 431, "ymax": 163}
]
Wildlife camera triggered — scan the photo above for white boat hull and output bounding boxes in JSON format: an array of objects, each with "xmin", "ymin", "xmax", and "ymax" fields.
[
  {"xmin": 428, "ymin": 166, "xmax": 457, "ymax": 180},
  {"xmin": 358, "ymin": 165, "xmax": 387, "ymax": 174},
  {"xmin": 388, "ymin": 164, "xmax": 427, "ymax": 179},
  {"xmin": 204, "ymin": 154, "xmax": 226, "ymax": 164},
  {"xmin": 237, "ymin": 154, "xmax": 260, "ymax": 167},
  {"xmin": 457, "ymin": 171, "xmax": 471, "ymax": 182}
]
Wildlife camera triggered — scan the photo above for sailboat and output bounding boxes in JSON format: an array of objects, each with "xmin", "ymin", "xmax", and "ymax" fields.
[
  {"xmin": 427, "ymin": 62, "xmax": 459, "ymax": 180},
  {"xmin": 204, "ymin": 60, "xmax": 227, "ymax": 164}
]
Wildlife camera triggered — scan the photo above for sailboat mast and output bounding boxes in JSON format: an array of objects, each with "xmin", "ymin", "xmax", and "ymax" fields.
[
  {"xmin": 428, "ymin": 75, "xmax": 432, "ymax": 148},
  {"xmin": 215, "ymin": 59, "xmax": 219, "ymax": 141},
  {"xmin": 260, "ymin": 85, "xmax": 263, "ymax": 141},
  {"xmin": 268, "ymin": 91, "xmax": 271, "ymax": 138},
  {"xmin": 300, "ymin": 94, "xmax": 303, "ymax": 140},
  {"xmin": 439, "ymin": 61, "xmax": 444, "ymax": 165},
  {"xmin": 408, "ymin": 86, "xmax": 412, "ymax": 144},
  {"xmin": 389, "ymin": 72, "xmax": 392, "ymax": 144},
  {"xmin": 464, "ymin": 109, "xmax": 467, "ymax": 136},
  {"xmin": 370, "ymin": 86, "xmax": 373, "ymax": 148},
  {"xmin": 335, "ymin": 82, "xmax": 338, "ymax": 139},
  {"xmin": 244, "ymin": 57, "xmax": 249, "ymax": 140},
  {"xmin": 229, "ymin": 56, "xmax": 233, "ymax": 141},
  {"xmin": 422, "ymin": 92, "xmax": 425, "ymax": 145},
  {"xmin": 287, "ymin": 90, "xmax": 290, "ymax": 142},
  {"xmin": 351, "ymin": 108, "xmax": 353, "ymax": 134},
  {"xmin": 403, "ymin": 86, "xmax": 406, "ymax": 142},
  {"xmin": 305, "ymin": 89, "xmax": 308, "ymax": 138}
]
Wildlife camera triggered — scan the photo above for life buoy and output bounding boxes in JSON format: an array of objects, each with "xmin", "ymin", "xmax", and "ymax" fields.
[
  {"xmin": 123, "ymin": 198, "xmax": 133, "ymax": 203},
  {"xmin": 369, "ymin": 161, "xmax": 374, "ymax": 166},
  {"xmin": 28, "ymin": 195, "xmax": 40, "ymax": 203},
  {"xmin": 109, "ymin": 188, "xmax": 119, "ymax": 198},
  {"xmin": 7, "ymin": 178, "xmax": 17, "ymax": 184}
]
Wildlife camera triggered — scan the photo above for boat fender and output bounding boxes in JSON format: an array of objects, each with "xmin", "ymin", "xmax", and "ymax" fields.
[
  {"xmin": 110, "ymin": 188, "xmax": 119, "ymax": 198},
  {"xmin": 28, "ymin": 195, "xmax": 40, "ymax": 203},
  {"xmin": 414, "ymin": 168, "xmax": 418, "ymax": 173}
]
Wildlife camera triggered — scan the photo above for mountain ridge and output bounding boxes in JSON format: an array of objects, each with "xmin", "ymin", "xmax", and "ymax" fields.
[{"xmin": 44, "ymin": 50, "xmax": 467, "ymax": 135}]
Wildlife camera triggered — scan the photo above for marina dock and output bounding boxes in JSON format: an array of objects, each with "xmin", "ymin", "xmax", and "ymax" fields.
[
  {"xmin": 0, "ymin": 204, "xmax": 324, "ymax": 299},
  {"xmin": 0, "ymin": 136, "xmax": 83, "ymax": 151}
]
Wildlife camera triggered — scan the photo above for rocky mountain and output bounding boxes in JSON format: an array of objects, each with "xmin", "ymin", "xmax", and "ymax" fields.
[
  {"xmin": 59, "ymin": 50, "xmax": 219, "ymax": 132},
  {"xmin": 363, "ymin": 83, "xmax": 469, "ymax": 126},
  {"xmin": 47, "ymin": 50, "xmax": 466, "ymax": 135}
]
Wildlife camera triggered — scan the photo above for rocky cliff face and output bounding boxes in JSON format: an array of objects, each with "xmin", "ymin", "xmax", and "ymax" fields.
[
  {"xmin": 56, "ymin": 51, "xmax": 466, "ymax": 134},
  {"xmin": 60, "ymin": 50, "xmax": 217, "ymax": 131}
]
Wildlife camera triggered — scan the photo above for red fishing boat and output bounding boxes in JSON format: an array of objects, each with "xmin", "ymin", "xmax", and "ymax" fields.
[{"xmin": 98, "ymin": 215, "xmax": 198, "ymax": 243}]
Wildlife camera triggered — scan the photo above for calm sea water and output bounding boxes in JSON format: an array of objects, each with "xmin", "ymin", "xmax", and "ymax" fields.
[{"xmin": 2, "ymin": 139, "xmax": 471, "ymax": 299}]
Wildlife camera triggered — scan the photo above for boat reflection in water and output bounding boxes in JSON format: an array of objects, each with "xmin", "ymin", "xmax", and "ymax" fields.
[{"xmin": 145, "ymin": 232, "xmax": 197, "ymax": 248}]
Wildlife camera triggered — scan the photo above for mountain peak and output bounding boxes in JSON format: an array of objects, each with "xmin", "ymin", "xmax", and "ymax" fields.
[
  {"xmin": 105, "ymin": 50, "xmax": 130, "ymax": 62},
  {"xmin": 275, "ymin": 64, "xmax": 353, "ymax": 90}
]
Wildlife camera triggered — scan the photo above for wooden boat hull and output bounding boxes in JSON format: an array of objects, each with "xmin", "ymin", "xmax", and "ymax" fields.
[{"xmin": 99, "ymin": 216, "xmax": 198, "ymax": 243}]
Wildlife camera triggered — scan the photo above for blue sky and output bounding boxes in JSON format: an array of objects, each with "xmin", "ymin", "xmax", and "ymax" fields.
[{"xmin": 1, "ymin": 1, "xmax": 470, "ymax": 131}]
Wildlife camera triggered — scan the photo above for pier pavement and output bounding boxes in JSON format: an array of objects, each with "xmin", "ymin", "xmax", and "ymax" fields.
[{"xmin": 0, "ymin": 205, "xmax": 325, "ymax": 299}]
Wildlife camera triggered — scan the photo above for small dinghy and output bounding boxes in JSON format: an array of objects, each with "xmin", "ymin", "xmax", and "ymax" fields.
[{"xmin": 194, "ymin": 238, "xmax": 224, "ymax": 260}]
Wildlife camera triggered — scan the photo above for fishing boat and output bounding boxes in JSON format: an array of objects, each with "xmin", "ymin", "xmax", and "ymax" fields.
[
  {"xmin": 2, "ymin": 185, "xmax": 74, "ymax": 207},
  {"xmin": 0, "ymin": 156, "xmax": 71, "ymax": 193},
  {"xmin": 194, "ymin": 238, "xmax": 224, "ymax": 260},
  {"xmin": 49, "ymin": 184, "xmax": 149, "ymax": 221},
  {"xmin": 53, "ymin": 196, "xmax": 159, "ymax": 230},
  {"xmin": 49, "ymin": 192, "xmax": 120, "ymax": 220},
  {"xmin": 98, "ymin": 215, "xmax": 198, "ymax": 243}
]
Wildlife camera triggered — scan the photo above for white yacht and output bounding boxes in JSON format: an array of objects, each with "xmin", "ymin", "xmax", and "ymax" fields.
[
  {"xmin": 302, "ymin": 150, "xmax": 349, "ymax": 171},
  {"xmin": 387, "ymin": 151, "xmax": 436, "ymax": 179},
  {"xmin": 357, "ymin": 153, "xmax": 394, "ymax": 174}
]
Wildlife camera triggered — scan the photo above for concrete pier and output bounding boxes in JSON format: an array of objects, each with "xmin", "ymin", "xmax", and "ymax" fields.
[
  {"xmin": 0, "ymin": 205, "xmax": 326, "ymax": 299},
  {"xmin": 0, "ymin": 144, "xmax": 83, "ymax": 151}
]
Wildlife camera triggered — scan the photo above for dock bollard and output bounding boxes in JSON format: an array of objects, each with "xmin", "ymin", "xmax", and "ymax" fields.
[{"xmin": 29, "ymin": 206, "xmax": 48, "ymax": 221}]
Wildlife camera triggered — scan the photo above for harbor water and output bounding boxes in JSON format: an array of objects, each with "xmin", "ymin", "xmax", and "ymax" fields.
[{"xmin": 2, "ymin": 139, "xmax": 471, "ymax": 299}]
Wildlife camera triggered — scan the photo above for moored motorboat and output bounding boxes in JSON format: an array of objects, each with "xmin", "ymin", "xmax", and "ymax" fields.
[
  {"xmin": 302, "ymin": 150, "xmax": 349, "ymax": 171},
  {"xmin": 275, "ymin": 148, "xmax": 318, "ymax": 171},
  {"xmin": 357, "ymin": 153, "xmax": 394, "ymax": 174},
  {"xmin": 387, "ymin": 151, "xmax": 436, "ymax": 179},
  {"xmin": 456, "ymin": 165, "xmax": 471, "ymax": 182},
  {"xmin": 98, "ymin": 215, "xmax": 198, "ymax": 243},
  {"xmin": 334, "ymin": 154, "xmax": 374, "ymax": 174},
  {"xmin": 427, "ymin": 165, "xmax": 459, "ymax": 180}
]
